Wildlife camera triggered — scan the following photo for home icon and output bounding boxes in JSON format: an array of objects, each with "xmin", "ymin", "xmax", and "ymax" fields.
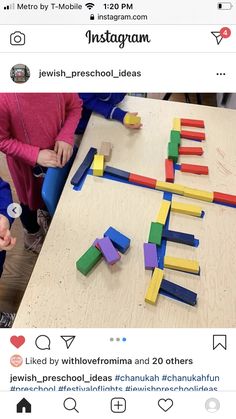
[{"xmin": 16, "ymin": 398, "xmax": 31, "ymax": 413}]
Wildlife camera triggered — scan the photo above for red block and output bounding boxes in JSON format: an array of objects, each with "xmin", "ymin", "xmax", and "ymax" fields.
[
  {"xmin": 129, "ymin": 173, "xmax": 156, "ymax": 189},
  {"xmin": 181, "ymin": 163, "xmax": 209, "ymax": 175},
  {"xmin": 181, "ymin": 130, "xmax": 205, "ymax": 141},
  {"xmin": 165, "ymin": 159, "xmax": 174, "ymax": 183},
  {"xmin": 213, "ymin": 191, "xmax": 236, "ymax": 206},
  {"xmin": 181, "ymin": 118, "xmax": 205, "ymax": 128},
  {"xmin": 179, "ymin": 147, "xmax": 203, "ymax": 156}
]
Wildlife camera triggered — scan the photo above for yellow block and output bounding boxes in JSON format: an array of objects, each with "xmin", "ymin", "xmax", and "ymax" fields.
[
  {"xmin": 156, "ymin": 181, "xmax": 185, "ymax": 196},
  {"xmin": 124, "ymin": 114, "xmax": 141, "ymax": 125},
  {"xmin": 93, "ymin": 155, "xmax": 104, "ymax": 176},
  {"xmin": 171, "ymin": 201, "xmax": 202, "ymax": 217},
  {"xmin": 173, "ymin": 117, "xmax": 181, "ymax": 131},
  {"xmin": 145, "ymin": 268, "xmax": 164, "ymax": 305},
  {"xmin": 164, "ymin": 256, "xmax": 199, "ymax": 274},
  {"xmin": 156, "ymin": 200, "xmax": 171, "ymax": 225},
  {"xmin": 184, "ymin": 187, "xmax": 213, "ymax": 203}
]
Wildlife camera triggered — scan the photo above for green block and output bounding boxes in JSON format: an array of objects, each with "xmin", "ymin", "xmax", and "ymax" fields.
[
  {"xmin": 170, "ymin": 130, "xmax": 181, "ymax": 145},
  {"xmin": 148, "ymin": 222, "xmax": 163, "ymax": 246},
  {"xmin": 168, "ymin": 142, "xmax": 179, "ymax": 163},
  {"xmin": 76, "ymin": 245, "xmax": 102, "ymax": 275}
]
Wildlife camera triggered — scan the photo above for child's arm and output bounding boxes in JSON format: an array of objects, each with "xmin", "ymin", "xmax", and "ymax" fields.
[{"xmin": 0, "ymin": 179, "xmax": 16, "ymax": 251}]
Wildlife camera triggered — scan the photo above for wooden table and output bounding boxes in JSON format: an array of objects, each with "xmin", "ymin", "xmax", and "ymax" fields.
[{"xmin": 14, "ymin": 96, "xmax": 236, "ymax": 328}]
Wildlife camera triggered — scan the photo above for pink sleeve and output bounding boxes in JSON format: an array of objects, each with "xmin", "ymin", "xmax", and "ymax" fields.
[
  {"xmin": 55, "ymin": 94, "xmax": 83, "ymax": 145},
  {"xmin": 0, "ymin": 98, "xmax": 40, "ymax": 166}
]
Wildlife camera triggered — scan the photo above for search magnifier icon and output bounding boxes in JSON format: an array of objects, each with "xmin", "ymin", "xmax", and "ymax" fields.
[{"xmin": 63, "ymin": 397, "xmax": 79, "ymax": 413}]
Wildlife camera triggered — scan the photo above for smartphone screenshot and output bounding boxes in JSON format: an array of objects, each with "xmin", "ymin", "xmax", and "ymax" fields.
[{"xmin": 0, "ymin": 0, "xmax": 235, "ymax": 417}]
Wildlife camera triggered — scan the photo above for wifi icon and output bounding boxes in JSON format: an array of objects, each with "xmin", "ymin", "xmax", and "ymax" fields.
[{"xmin": 85, "ymin": 2, "xmax": 95, "ymax": 9}]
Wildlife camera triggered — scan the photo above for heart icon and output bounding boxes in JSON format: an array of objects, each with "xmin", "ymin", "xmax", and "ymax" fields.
[
  {"xmin": 158, "ymin": 398, "xmax": 173, "ymax": 412},
  {"xmin": 10, "ymin": 335, "xmax": 25, "ymax": 349}
]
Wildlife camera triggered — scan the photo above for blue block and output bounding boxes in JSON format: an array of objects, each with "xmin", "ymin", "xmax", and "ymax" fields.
[
  {"xmin": 71, "ymin": 147, "xmax": 97, "ymax": 186},
  {"xmin": 104, "ymin": 226, "xmax": 130, "ymax": 254},
  {"xmin": 104, "ymin": 166, "xmax": 130, "ymax": 181},
  {"xmin": 163, "ymin": 229, "xmax": 195, "ymax": 247},
  {"xmin": 160, "ymin": 279, "xmax": 197, "ymax": 306}
]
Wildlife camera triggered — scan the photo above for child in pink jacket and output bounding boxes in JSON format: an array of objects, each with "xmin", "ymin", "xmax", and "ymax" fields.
[{"xmin": 0, "ymin": 94, "xmax": 82, "ymax": 253}]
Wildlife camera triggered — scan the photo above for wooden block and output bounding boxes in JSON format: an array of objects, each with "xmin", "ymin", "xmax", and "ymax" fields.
[
  {"xmin": 213, "ymin": 191, "xmax": 236, "ymax": 206},
  {"xmin": 172, "ymin": 118, "xmax": 181, "ymax": 131},
  {"xmin": 145, "ymin": 268, "xmax": 164, "ymax": 305},
  {"xmin": 104, "ymin": 165, "xmax": 130, "ymax": 180},
  {"xmin": 181, "ymin": 130, "xmax": 205, "ymax": 141},
  {"xmin": 180, "ymin": 163, "xmax": 209, "ymax": 175},
  {"xmin": 71, "ymin": 147, "xmax": 97, "ymax": 186},
  {"xmin": 160, "ymin": 279, "xmax": 197, "ymax": 306},
  {"xmin": 99, "ymin": 142, "xmax": 112, "ymax": 162},
  {"xmin": 97, "ymin": 237, "xmax": 120, "ymax": 265},
  {"xmin": 165, "ymin": 159, "xmax": 174, "ymax": 183},
  {"xmin": 179, "ymin": 147, "xmax": 203, "ymax": 156},
  {"xmin": 181, "ymin": 118, "xmax": 205, "ymax": 128},
  {"xmin": 104, "ymin": 226, "xmax": 130, "ymax": 254},
  {"xmin": 143, "ymin": 243, "xmax": 158, "ymax": 270},
  {"xmin": 163, "ymin": 229, "xmax": 195, "ymax": 246},
  {"xmin": 156, "ymin": 181, "xmax": 185, "ymax": 196},
  {"xmin": 148, "ymin": 222, "xmax": 163, "ymax": 246},
  {"xmin": 76, "ymin": 245, "xmax": 102, "ymax": 275},
  {"xmin": 156, "ymin": 200, "xmax": 171, "ymax": 225},
  {"xmin": 164, "ymin": 256, "xmax": 200, "ymax": 274},
  {"xmin": 129, "ymin": 173, "xmax": 156, "ymax": 189},
  {"xmin": 124, "ymin": 114, "xmax": 141, "ymax": 125},
  {"xmin": 170, "ymin": 130, "xmax": 181, "ymax": 145},
  {"xmin": 93, "ymin": 155, "xmax": 104, "ymax": 176},
  {"xmin": 184, "ymin": 187, "xmax": 213, "ymax": 202},
  {"xmin": 171, "ymin": 201, "xmax": 203, "ymax": 217},
  {"xmin": 168, "ymin": 142, "xmax": 179, "ymax": 163}
]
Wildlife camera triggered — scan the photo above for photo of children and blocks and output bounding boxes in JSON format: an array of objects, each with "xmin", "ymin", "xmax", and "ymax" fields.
[{"xmin": 0, "ymin": 93, "xmax": 236, "ymax": 328}]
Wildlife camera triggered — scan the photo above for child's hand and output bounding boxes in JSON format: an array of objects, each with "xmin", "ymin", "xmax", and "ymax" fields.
[
  {"xmin": 37, "ymin": 150, "xmax": 59, "ymax": 167},
  {"xmin": 123, "ymin": 112, "xmax": 142, "ymax": 129},
  {"xmin": 0, "ymin": 215, "xmax": 16, "ymax": 251},
  {"xmin": 54, "ymin": 141, "xmax": 73, "ymax": 168}
]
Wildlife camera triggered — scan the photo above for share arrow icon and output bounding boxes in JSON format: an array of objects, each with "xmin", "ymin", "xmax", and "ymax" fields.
[{"xmin": 61, "ymin": 335, "xmax": 76, "ymax": 349}]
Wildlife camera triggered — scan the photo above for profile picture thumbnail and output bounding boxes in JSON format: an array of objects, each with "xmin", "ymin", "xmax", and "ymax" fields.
[{"xmin": 10, "ymin": 64, "xmax": 30, "ymax": 84}]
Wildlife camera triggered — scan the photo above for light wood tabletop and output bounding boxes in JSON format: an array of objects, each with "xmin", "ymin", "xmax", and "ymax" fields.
[{"xmin": 14, "ymin": 96, "xmax": 236, "ymax": 328}]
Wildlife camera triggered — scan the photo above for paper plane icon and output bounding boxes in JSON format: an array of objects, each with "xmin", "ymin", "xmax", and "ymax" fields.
[
  {"xmin": 61, "ymin": 335, "xmax": 76, "ymax": 349},
  {"xmin": 211, "ymin": 31, "xmax": 223, "ymax": 44}
]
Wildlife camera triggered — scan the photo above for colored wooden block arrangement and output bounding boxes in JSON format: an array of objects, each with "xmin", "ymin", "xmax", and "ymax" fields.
[
  {"xmin": 143, "ymin": 243, "xmax": 158, "ymax": 270},
  {"xmin": 71, "ymin": 147, "xmax": 97, "ymax": 186},
  {"xmin": 93, "ymin": 154, "xmax": 104, "ymax": 176},
  {"xmin": 213, "ymin": 191, "xmax": 236, "ymax": 206},
  {"xmin": 180, "ymin": 163, "xmax": 209, "ymax": 175},
  {"xmin": 97, "ymin": 237, "xmax": 120, "ymax": 265},
  {"xmin": 148, "ymin": 222, "xmax": 163, "ymax": 246},
  {"xmin": 171, "ymin": 201, "xmax": 203, "ymax": 217},
  {"xmin": 124, "ymin": 114, "xmax": 141, "ymax": 125},
  {"xmin": 76, "ymin": 245, "xmax": 102, "ymax": 276},
  {"xmin": 129, "ymin": 173, "xmax": 156, "ymax": 189},
  {"xmin": 104, "ymin": 226, "xmax": 130, "ymax": 253},
  {"xmin": 160, "ymin": 279, "xmax": 197, "ymax": 306},
  {"xmin": 163, "ymin": 229, "xmax": 196, "ymax": 247},
  {"xmin": 99, "ymin": 142, "xmax": 112, "ymax": 162},
  {"xmin": 104, "ymin": 166, "xmax": 130, "ymax": 180},
  {"xmin": 156, "ymin": 181, "xmax": 185, "ymax": 195},
  {"xmin": 181, "ymin": 130, "xmax": 205, "ymax": 141},
  {"xmin": 145, "ymin": 268, "xmax": 164, "ymax": 304},
  {"xmin": 172, "ymin": 118, "xmax": 181, "ymax": 131},
  {"xmin": 165, "ymin": 159, "xmax": 174, "ymax": 183},
  {"xmin": 164, "ymin": 256, "xmax": 200, "ymax": 274},
  {"xmin": 184, "ymin": 187, "xmax": 213, "ymax": 202},
  {"xmin": 170, "ymin": 130, "xmax": 181, "ymax": 145},
  {"xmin": 181, "ymin": 118, "xmax": 205, "ymax": 128},
  {"xmin": 179, "ymin": 147, "xmax": 203, "ymax": 156},
  {"xmin": 168, "ymin": 142, "xmax": 179, "ymax": 163},
  {"xmin": 156, "ymin": 200, "xmax": 171, "ymax": 225}
]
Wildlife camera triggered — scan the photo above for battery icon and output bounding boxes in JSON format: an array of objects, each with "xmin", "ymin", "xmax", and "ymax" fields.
[{"xmin": 217, "ymin": 2, "xmax": 233, "ymax": 9}]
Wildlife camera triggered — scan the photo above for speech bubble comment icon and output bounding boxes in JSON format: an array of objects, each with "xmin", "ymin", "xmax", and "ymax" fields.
[{"xmin": 35, "ymin": 335, "xmax": 51, "ymax": 350}]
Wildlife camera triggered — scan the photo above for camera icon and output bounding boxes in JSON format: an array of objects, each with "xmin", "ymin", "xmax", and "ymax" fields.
[{"xmin": 10, "ymin": 31, "xmax": 26, "ymax": 46}]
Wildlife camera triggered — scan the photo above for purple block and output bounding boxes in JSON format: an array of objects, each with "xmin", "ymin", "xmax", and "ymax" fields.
[
  {"xmin": 97, "ymin": 237, "xmax": 121, "ymax": 265},
  {"xmin": 143, "ymin": 243, "xmax": 158, "ymax": 270},
  {"xmin": 93, "ymin": 238, "xmax": 100, "ymax": 248}
]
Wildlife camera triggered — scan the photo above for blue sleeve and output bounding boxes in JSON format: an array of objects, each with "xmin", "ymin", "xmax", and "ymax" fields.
[
  {"xmin": 0, "ymin": 178, "xmax": 14, "ymax": 225},
  {"xmin": 79, "ymin": 93, "xmax": 127, "ymax": 122}
]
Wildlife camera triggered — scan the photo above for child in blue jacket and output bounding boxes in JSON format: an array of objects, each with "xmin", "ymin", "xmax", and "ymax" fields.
[
  {"xmin": 76, "ymin": 93, "xmax": 142, "ymax": 134},
  {"xmin": 0, "ymin": 178, "xmax": 16, "ymax": 327}
]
